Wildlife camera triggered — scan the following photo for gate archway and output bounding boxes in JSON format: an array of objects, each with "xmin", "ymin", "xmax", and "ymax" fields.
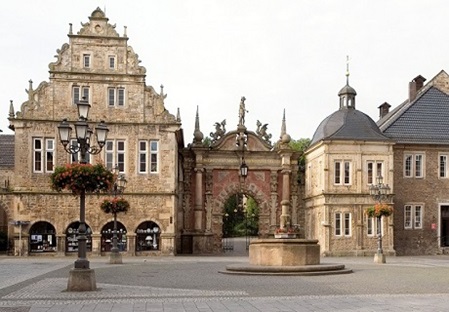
[
  {"xmin": 222, "ymin": 193, "xmax": 259, "ymax": 253},
  {"xmin": 180, "ymin": 102, "xmax": 301, "ymax": 254}
]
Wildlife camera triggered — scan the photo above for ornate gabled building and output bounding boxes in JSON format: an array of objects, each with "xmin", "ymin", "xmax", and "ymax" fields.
[
  {"xmin": 378, "ymin": 70, "xmax": 449, "ymax": 255},
  {"xmin": 2, "ymin": 8, "xmax": 182, "ymax": 256},
  {"xmin": 304, "ymin": 75, "xmax": 395, "ymax": 256}
]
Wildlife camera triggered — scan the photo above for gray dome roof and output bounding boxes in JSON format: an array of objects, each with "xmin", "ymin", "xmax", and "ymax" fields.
[
  {"xmin": 338, "ymin": 84, "xmax": 357, "ymax": 96},
  {"xmin": 310, "ymin": 108, "xmax": 390, "ymax": 146}
]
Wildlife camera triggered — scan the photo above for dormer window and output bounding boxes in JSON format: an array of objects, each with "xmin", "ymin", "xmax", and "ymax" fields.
[{"xmin": 83, "ymin": 54, "xmax": 91, "ymax": 68}]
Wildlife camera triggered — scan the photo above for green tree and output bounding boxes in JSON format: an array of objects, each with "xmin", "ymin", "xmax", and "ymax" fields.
[
  {"xmin": 289, "ymin": 138, "xmax": 311, "ymax": 183},
  {"xmin": 223, "ymin": 195, "xmax": 259, "ymax": 237},
  {"xmin": 245, "ymin": 197, "xmax": 259, "ymax": 236}
]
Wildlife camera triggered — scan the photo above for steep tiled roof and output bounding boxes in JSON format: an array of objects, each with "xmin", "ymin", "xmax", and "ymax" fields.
[
  {"xmin": 380, "ymin": 87, "xmax": 449, "ymax": 144},
  {"xmin": 0, "ymin": 135, "xmax": 14, "ymax": 167},
  {"xmin": 310, "ymin": 108, "xmax": 390, "ymax": 146}
]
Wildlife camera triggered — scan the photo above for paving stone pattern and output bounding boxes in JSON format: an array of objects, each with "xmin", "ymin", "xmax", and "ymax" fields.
[{"xmin": 1, "ymin": 253, "xmax": 449, "ymax": 311}]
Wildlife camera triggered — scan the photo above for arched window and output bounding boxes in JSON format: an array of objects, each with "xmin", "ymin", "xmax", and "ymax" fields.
[
  {"xmin": 100, "ymin": 221, "xmax": 127, "ymax": 252},
  {"xmin": 66, "ymin": 222, "xmax": 92, "ymax": 252},
  {"xmin": 136, "ymin": 221, "xmax": 160, "ymax": 251},
  {"xmin": 29, "ymin": 221, "xmax": 56, "ymax": 253}
]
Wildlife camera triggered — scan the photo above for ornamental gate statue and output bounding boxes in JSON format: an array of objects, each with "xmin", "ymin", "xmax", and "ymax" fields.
[{"xmin": 179, "ymin": 98, "xmax": 302, "ymax": 254}]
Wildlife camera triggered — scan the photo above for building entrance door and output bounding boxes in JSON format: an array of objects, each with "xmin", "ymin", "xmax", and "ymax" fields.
[{"xmin": 441, "ymin": 206, "xmax": 449, "ymax": 247}]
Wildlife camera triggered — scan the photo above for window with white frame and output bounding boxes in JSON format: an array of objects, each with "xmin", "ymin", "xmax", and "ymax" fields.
[
  {"xmin": 150, "ymin": 141, "xmax": 159, "ymax": 173},
  {"xmin": 439, "ymin": 154, "xmax": 448, "ymax": 178},
  {"xmin": 72, "ymin": 86, "xmax": 90, "ymax": 104},
  {"xmin": 404, "ymin": 204, "xmax": 423, "ymax": 229},
  {"xmin": 404, "ymin": 153, "xmax": 424, "ymax": 178},
  {"xmin": 107, "ymin": 87, "xmax": 125, "ymax": 106},
  {"xmin": 108, "ymin": 55, "xmax": 116, "ymax": 69},
  {"xmin": 334, "ymin": 161, "xmax": 351, "ymax": 185},
  {"xmin": 83, "ymin": 54, "xmax": 91, "ymax": 68},
  {"xmin": 335, "ymin": 212, "xmax": 351, "ymax": 236},
  {"xmin": 69, "ymin": 139, "xmax": 91, "ymax": 164},
  {"xmin": 33, "ymin": 138, "xmax": 55, "ymax": 173},
  {"xmin": 137, "ymin": 140, "xmax": 159, "ymax": 174},
  {"xmin": 105, "ymin": 140, "xmax": 126, "ymax": 173},
  {"xmin": 138, "ymin": 141, "xmax": 147, "ymax": 173},
  {"xmin": 367, "ymin": 216, "xmax": 384, "ymax": 236},
  {"xmin": 367, "ymin": 161, "xmax": 384, "ymax": 184}
]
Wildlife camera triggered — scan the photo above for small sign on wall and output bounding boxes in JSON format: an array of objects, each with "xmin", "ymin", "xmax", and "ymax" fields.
[{"xmin": 431, "ymin": 223, "xmax": 437, "ymax": 230}]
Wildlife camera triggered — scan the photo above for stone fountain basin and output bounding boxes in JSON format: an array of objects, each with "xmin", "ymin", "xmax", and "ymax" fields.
[
  {"xmin": 249, "ymin": 238, "xmax": 320, "ymax": 266},
  {"xmin": 220, "ymin": 238, "xmax": 352, "ymax": 276}
]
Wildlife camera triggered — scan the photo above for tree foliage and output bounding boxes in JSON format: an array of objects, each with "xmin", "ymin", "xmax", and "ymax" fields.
[
  {"xmin": 223, "ymin": 194, "xmax": 259, "ymax": 237},
  {"xmin": 289, "ymin": 138, "xmax": 311, "ymax": 183}
]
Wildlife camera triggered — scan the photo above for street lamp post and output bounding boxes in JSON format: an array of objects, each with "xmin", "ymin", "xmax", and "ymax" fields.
[
  {"xmin": 369, "ymin": 175, "xmax": 392, "ymax": 264},
  {"xmin": 57, "ymin": 97, "xmax": 109, "ymax": 291},
  {"xmin": 110, "ymin": 166, "xmax": 127, "ymax": 264},
  {"xmin": 244, "ymin": 208, "xmax": 255, "ymax": 250}
]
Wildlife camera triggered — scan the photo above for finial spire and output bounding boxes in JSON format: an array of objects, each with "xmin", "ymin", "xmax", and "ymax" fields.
[
  {"xmin": 195, "ymin": 106, "xmax": 200, "ymax": 130},
  {"xmin": 9, "ymin": 100, "xmax": 15, "ymax": 118},
  {"xmin": 278, "ymin": 108, "xmax": 291, "ymax": 147},
  {"xmin": 346, "ymin": 55, "xmax": 350, "ymax": 85},
  {"xmin": 176, "ymin": 107, "xmax": 181, "ymax": 122},
  {"xmin": 280, "ymin": 109, "xmax": 286, "ymax": 136},
  {"xmin": 193, "ymin": 106, "xmax": 204, "ymax": 145}
]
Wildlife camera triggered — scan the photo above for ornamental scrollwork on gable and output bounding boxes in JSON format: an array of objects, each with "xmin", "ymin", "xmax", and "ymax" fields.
[{"xmin": 49, "ymin": 43, "xmax": 69, "ymax": 70}]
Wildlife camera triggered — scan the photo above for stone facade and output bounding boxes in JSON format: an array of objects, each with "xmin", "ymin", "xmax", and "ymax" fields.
[
  {"xmin": 305, "ymin": 140, "xmax": 395, "ymax": 256},
  {"xmin": 2, "ymin": 8, "xmax": 182, "ymax": 256}
]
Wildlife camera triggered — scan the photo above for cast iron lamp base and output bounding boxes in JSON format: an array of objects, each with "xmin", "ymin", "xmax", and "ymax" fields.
[{"xmin": 67, "ymin": 268, "xmax": 96, "ymax": 291}]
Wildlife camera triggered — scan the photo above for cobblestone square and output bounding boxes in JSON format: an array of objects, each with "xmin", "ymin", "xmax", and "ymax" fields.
[{"xmin": 1, "ymin": 251, "xmax": 449, "ymax": 311}]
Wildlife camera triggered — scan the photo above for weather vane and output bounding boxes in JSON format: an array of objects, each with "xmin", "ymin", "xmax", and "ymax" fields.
[{"xmin": 346, "ymin": 55, "xmax": 350, "ymax": 84}]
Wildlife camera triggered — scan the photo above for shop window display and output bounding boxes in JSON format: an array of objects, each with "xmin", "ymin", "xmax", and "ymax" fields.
[
  {"xmin": 136, "ymin": 221, "xmax": 160, "ymax": 251},
  {"xmin": 29, "ymin": 221, "xmax": 56, "ymax": 252},
  {"xmin": 66, "ymin": 222, "xmax": 92, "ymax": 252},
  {"xmin": 101, "ymin": 221, "xmax": 127, "ymax": 252}
]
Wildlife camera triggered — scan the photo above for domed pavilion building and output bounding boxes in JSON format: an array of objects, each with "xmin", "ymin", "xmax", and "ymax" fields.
[{"xmin": 304, "ymin": 75, "xmax": 395, "ymax": 256}]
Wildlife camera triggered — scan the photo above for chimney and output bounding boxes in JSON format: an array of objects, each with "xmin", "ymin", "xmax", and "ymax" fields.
[
  {"xmin": 409, "ymin": 75, "xmax": 426, "ymax": 102},
  {"xmin": 378, "ymin": 102, "xmax": 391, "ymax": 119}
]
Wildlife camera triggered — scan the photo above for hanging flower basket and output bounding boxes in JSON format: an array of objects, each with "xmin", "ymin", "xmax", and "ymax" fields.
[
  {"xmin": 50, "ymin": 163, "xmax": 114, "ymax": 195},
  {"xmin": 100, "ymin": 197, "xmax": 130, "ymax": 214},
  {"xmin": 365, "ymin": 203, "xmax": 393, "ymax": 218}
]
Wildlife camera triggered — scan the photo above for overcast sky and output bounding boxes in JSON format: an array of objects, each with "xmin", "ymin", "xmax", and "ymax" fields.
[{"xmin": 1, "ymin": 1, "xmax": 448, "ymax": 143}]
